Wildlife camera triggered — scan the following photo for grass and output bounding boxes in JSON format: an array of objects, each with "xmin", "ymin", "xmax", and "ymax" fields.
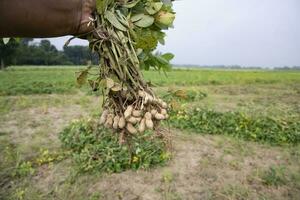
[
  {"xmin": 1, "ymin": 66, "xmax": 300, "ymax": 95},
  {"xmin": 144, "ymin": 68, "xmax": 300, "ymax": 86},
  {"xmin": 0, "ymin": 94, "xmax": 100, "ymax": 115},
  {"xmin": 0, "ymin": 66, "xmax": 92, "ymax": 96},
  {"xmin": 261, "ymin": 165, "xmax": 288, "ymax": 186},
  {"xmin": 0, "ymin": 66, "xmax": 300, "ymax": 199}
]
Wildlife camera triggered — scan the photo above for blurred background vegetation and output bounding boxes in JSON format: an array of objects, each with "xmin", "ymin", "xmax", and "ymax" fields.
[
  {"xmin": 0, "ymin": 38, "xmax": 98, "ymax": 68},
  {"xmin": 1, "ymin": 38, "xmax": 300, "ymax": 71}
]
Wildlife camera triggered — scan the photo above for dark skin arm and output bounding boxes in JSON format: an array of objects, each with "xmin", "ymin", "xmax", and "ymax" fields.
[{"xmin": 0, "ymin": 0, "xmax": 96, "ymax": 38}]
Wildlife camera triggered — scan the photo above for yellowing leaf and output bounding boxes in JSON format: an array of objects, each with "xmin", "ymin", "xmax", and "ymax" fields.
[
  {"xmin": 76, "ymin": 71, "xmax": 88, "ymax": 86},
  {"xmin": 135, "ymin": 30, "xmax": 158, "ymax": 50},
  {"xmin": 111, "ymin": 84, "xmax": 122, "ymax": 92},
  {"xmin": 88, "ymin": 80, "xmax": 99, "ymax": 91},
  {"xmin": 106, "ymin": 78, "xmax": 115, "ymax": 89},
  {"xmin": 76, "ymin": 66, "xmax": 91, "ymax": 86},
  {"xmin": 155, "ymin": 11, "xmax": 175, "ymax": 27}
]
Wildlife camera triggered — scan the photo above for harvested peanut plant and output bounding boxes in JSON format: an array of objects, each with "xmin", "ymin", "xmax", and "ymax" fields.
[{"xmin": 77, "ymin": 0, "xmax": 175, "ymax": 141}]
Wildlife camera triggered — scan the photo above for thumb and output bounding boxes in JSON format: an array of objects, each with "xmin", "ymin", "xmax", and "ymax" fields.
[{"xmin": 76, "ymin": 0, "xmax": 96, "ymax": 35}]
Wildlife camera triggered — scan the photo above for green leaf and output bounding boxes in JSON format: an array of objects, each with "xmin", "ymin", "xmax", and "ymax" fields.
[
  {"xmin": 116, "ymin": 10, "xmax": 129, "ymax": 27},
  {"xmin": 131, "ymin": 14, "xmax": 144, "ymax": 22},
  {"xmin": 133, "ymin": 14, "xmax": 154, "ymax": 28},
  {"xmin": 145, "ymin": 2, "xmax": 163, "ymax": 15},
  {"xmin": 123, "ymin": 0, "xmax": 140, "ymax": 8},
  {"xmin": 158, "ymin": 37, "xmax": 165, "ymax": 45},
  {"xmin": 76, "ymin": 71, "xmax": 88, "ymax": 86},
  {"xmin": 105, "ymin": 10, "xmax": 127, "ymax": 31},
  {"xmin": 88, "ymin": 80, "xmax": 99, "ymax": 91},
  {"xmin": 162, "ymin": 0, "xmax": 172, "ymax": 6},
  {"xmin": 155, "ymin": 55, "xmax": 169, "ymax": 65},
  {"xmin": 96, "ymin": 0, "xmax": 108, "ymax": 14},
  {"xmin": 14, "ymin": 38, "xmax": 21, "ymax": 43},
  {"xmin": 96, "ymin": 0, "xmax": 114, "ymax": 14},
  {"xmin": 161, "ymin": 53, "xmax": 174, "ymax": 61},
  {"xmin": 3, "ymin": 38, "xmax": 10, "ymax": 44},
  {"xmin": 135, "ymin": 29, "xmax": 158, "ymax": 50},
  {"xmin": 99, "ymin": 79, "xmax": 107, "ymax": 88}
]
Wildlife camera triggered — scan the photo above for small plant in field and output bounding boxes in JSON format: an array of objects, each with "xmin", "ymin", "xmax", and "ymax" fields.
[
  {"xmin": 35, "ymin": 149, "xmax": 65, "ymax": 166},
  {"xmin": 261, "ymin": 166, "xmax": 287, "ymax": 187},
  {"xmin": 13, "ymin": 188, "xmax": 26, "ymax": 200},
  {"xmin": 89, "ymin": 192, "xmax": 103, "ymax": 200},
  {"xmin": 59, "ymin": 119, "xmax": 171, "ymax": 173},
  {"xmin": 13, "ymin": 161, "xmax": 35, "ymax": 178},
  {"xmin": 1, "ymin": 143, "xmax": 34, "ymax": 179},
  {"xmin": 158, "ymin": 171, "xmax": 181, "ymax": 200},
  {"xmin": 163, "ymin": 88, "xmax": 207, "ymax": 102},
  {"xmin": 219, "ymin": 184, "xmax": 250, "ymax": 199}
]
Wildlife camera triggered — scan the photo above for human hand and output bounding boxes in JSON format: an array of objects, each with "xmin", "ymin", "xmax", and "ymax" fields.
[
  {"xmin": 76, "ymin": 0, "xmax": 96, "ymax": 35},
  {"xmin": 0, "ymin": 0, "xmax": 96, "ymax": 38}
]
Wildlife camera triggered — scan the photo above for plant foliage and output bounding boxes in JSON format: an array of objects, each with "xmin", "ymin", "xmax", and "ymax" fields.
[
  {"xmin": 170, "ymin": 109, "xmax": 300, "ymax": 145},
  {"xmin": 79, "ymin": 0, "xmax": 176, "ymax": 136},
  {"xmin": 59, "ymin": 119, "xmax": 171, "ymax": 173}
]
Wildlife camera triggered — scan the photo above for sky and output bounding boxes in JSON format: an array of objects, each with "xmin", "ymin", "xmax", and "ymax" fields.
[{"xmin": 38, "ymin": 0, "xmax": 300, "ymax": 68}]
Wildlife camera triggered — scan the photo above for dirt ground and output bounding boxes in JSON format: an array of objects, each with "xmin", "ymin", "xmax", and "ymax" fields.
[{"xmin": 0, "ymin": 99, "xmax": 299, "ymax": 200}]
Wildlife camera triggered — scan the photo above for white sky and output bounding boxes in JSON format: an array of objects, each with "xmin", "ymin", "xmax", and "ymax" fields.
[{"xmin": 37, "ymin": 0, "xmax": 300, "ymax": 67}]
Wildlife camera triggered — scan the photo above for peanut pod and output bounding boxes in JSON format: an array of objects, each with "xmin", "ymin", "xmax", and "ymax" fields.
[
  {"xmin": 144, "ymin": 112, "xmax": 152, "ymax": 120},
  {"xmin": 162, "ymin": 102, "xmax": 168, "ymax": 109},
  {"xmin": 161, "ymin": 109, "xmax": 167, "ymax": 115},
  {"xmin": 105, "ymin": 114, "xmax": 114, "ymax": 128},
  {"xmin": 99, "ymin": 110, "xmax": 109, "ymax": 124},
  {"xmin": 132, "ymin": 110, "xmax": 142, "ymax": 117},
  {"xmin": 139, "ymin": 118, "xmax": 146, "ymax": 133},
  {"xmin": 145, "ymin": 119, "xmax": 154, "ymax": 130},
  {"xmin": 118, "ymin": 116, "xmax": 126, "ymax": 129},
  {"xmin": 151, "ymin": 109, "xmax": 158, "ymax": 116},
  {"xmin": 155, "ymin": 113, "xmax": 165, "ymax": 120},
  {"xmin": 124, "ymin": 105, "xmax": 133, "ymax": 119},
  {"xmin": 126, "ymin": 123, "xmax": 137, "ymax": 134},
  {"xmin": 127, "ymin": 116, "xmax": 141, "ymax": 125},
  {"xmin": 138, "ymin": 90, "xmax": 146, "ymax": 98},
  {"xmin": 113, "ymin": 115, "xmax": 120, "ymax": 129}
]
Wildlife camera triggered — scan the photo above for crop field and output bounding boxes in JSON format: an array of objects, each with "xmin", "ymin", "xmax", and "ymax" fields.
[{"xmin": 0, "ymin": 66, "xmax": 300, "ymax": 200}]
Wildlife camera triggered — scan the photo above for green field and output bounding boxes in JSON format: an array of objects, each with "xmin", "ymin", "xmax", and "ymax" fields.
[
  {"xmin": 1, "ymin": 66, "xmax": 300, "ymax": 95},
  {"xmin": 0, "ymin": 66, "xmax": 300, "ymax": 199}
]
